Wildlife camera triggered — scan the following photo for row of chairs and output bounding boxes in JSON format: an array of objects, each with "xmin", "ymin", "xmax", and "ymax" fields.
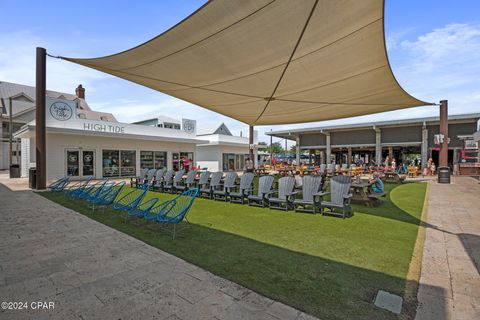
[
  {"xmin": 139, "ymin": 169, "xmax": 354, "ymax": 218},
  {"xmin": 50, "ymin": 175, "xmax": 127, "ymax": 209},
  {"xmin": 48, "ymin": 175, "xmax": 199, "ymax": 239},
  {"xmin": 131, "ymin": 168, "xmax": 196, "ymax": 193}
]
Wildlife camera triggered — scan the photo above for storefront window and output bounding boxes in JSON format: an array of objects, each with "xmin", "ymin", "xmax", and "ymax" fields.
[
  {"xmin": 102, "ymin": 150, "xmax": 136, "ymax": 177},
  {"xmin": 222, "ymin": 153, "xmax": 249, "ymax": 171},
  {"xmin": 103, "ymin": 150, "xmax": 120, "ymax": 177},
  {"xmin": 173, "ymin": 152, "xmax": 194, "ymax": 172},
  {"xmin": 140, "ymin": 151, "xmax": 154, "ymax": 169},
  {"xmin": 222, "ymin": 153, "xmax": 236, "ymax": 171},
  {"xmin": 120, "ymin": 151, "xmax": 136, "ymax": 176},
  {"xmin": 154, "ymin": 151, "xmax": 167, "ymax": 169}
]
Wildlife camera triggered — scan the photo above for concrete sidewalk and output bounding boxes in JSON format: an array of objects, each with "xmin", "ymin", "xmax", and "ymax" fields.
[
  {"xmin": 416, "ymin": 177, "xmax": 480, "ymax": 320},
  {"xmin": 0, "ymin": 180, "xmax": 316, "ymax": 319}
]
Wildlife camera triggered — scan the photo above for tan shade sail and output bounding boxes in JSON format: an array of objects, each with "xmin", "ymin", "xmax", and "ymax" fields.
[{"xmin": 62, "ymin": 0, "xmax": 431, "ymax": 125}]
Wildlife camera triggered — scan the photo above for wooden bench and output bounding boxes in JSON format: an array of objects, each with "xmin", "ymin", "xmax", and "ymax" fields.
[{"xmin": 368, "ymin": 192, "xmax": 386, "ymax": 207}]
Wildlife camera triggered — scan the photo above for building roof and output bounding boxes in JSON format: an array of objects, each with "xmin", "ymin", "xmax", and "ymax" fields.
[
  {"xmin": 0, "ymin": 80, "xmax": 117, "ymax": 122},
  {"xmin": 266, "ymin": 113, "xmax": 480, "ymax": 139},
  {"xmin": 132, "ymin": 115, "xmax": 181, "ymax": 125},
  {"xmin": 196, "ymin": 122, "xmax": 232, "ymax": 136}
]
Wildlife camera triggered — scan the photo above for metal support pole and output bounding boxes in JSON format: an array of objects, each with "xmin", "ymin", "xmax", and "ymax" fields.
[
  {"xmin": 439, "ymin": 100, "xmax": 448, "ymax": 167},
  {"xmin": 36, "ymin": 47, "xmax": 47, "ymax": 189},
  {"xmin": 9, "ymin": 97, "xmax": 13, "ymax": 167},
  {"xmin": 295, "ymin": 136, "xmax": 300, "ymax": 165},
  {"xmin": 421, "ymin": 125, "xmax": 428, "ymax": 169},
  {"xmin": 375, "ymin": 129, "xmax": 382, "ymax": 166},
  {"xmin": 438, "ymin": 100, "xmax": 450, "ymax": 183},
  {"xmin": 269, "ymin": 129, "xmax": 273, "ymax": 165},
  {"xmin": 325, "ymin": 132, "xmax": 331, "ymax": 164},
  {"xmin": 248, "ymin": 125, "xmax": 254, "ymax": 163}
]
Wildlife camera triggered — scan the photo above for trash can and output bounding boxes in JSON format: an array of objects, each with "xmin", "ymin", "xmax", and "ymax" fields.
[
  {"xmin": 29, "ymin": 167, "xmax": 37, "ymax": 189},
  {"xmin": 9, "ymin": 164, "xmax": 20, "ymax": 178},
  {"xmin": 438, "ymin": 166, "xmax": 450, "ymax": 184}
]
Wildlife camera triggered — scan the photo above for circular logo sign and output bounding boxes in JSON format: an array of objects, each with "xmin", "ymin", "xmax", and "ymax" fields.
[
  {"xmin": 50, "ymin": 102, "xmax": 73, "ymax": 121},
  {"xmin": 183, "ymin": 120, "xmax": 195, "ymax": 134}
]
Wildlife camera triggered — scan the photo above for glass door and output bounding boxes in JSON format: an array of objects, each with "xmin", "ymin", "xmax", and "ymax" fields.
[
  {"xmin": 66, "ymin": 150, "xmax": 80, "ymax": 177},
  {"xmin": 172, "ymin": 153, "xmax": 180, "ymax": 170},
  {"xmin": 82, "ymin": 150, "xmax": 95, "ymax": 176}
]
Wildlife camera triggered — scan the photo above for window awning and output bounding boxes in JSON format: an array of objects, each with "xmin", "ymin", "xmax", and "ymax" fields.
[{"xmin": 61, "ymin": 0, "xmax": 432, "ymax": 125}]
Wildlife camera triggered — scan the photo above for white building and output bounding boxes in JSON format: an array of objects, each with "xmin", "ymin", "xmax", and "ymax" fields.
[
  {"xmin": 132, "ymin": 118, "xmax": 258, "ymax": 172},
  {"xmin": 195, "ymin": 123, "xmax": 257, "ymax": 171},
  {"xmin": 15, "ymin": 97, "xmax": 204, "ymax": 180},
  {"xmin": 0, "ymin": 81, "xmax": 115, "ymax": 170},
  {"xmin": 9, "ymin": 81, "xmax": 256, "ymax": 180}
]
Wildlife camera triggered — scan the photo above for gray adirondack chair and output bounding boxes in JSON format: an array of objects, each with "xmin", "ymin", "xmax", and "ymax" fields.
[
  {"xmin": 199, "ymin": 171, "xmax": 222, "ymax": 199},
  {"xmin": 151, "ymin": 168, "xmax": 166, "ymax": 191},
  {"xmin": 248, "ymin": 175, "xmax": 274, "ymax": 207},
  {"xmin": 138, "ymin": 168, "xmax": 156, "ymax": 189},
  {"xmin": 319, "ymin": 164, "xmax": 326, "ymax": 174},
  {"xmin": 213, "ymin": 172, "xmax": 238, "ymax": 201},
  {"xmin": 327, "ymin": 164, "xmax": 335, "ymax": 174},
  {"xmin": 229, "ymin": 172, "xmax": 254, "ymax": 204},
  {"xmin": 197, "ymin": 171, "xmax": 210, "ymax": 193},
  {"xmin": 165, "ymin": 170, "xmax": 185, "ymax": 193},
  {"xmin": 161, "ymin": 169, "xmax": 175, "ymax": 192},
  {"xmin": 131, "ymin": 168, "xmax": 148, "ymax": 188},
  {"xmin": 293, "ymin": 175, "xmax": 322, "ymax": 213},
  {"xmin": 175, "ymin": 170, "xmax": 197, "ymax": 192},
  {"xmin": 318, "ymin": 175, "xmax": 352, "ymax": 218},
  {"xmin": 268, "ymin": 176, "xmax": 296, "ymax": 211}
]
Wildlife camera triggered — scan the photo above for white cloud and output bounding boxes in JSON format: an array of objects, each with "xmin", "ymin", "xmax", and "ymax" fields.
[{"xmin": 0, "ymin": 30, "xmax": 108, "ymax": 94}]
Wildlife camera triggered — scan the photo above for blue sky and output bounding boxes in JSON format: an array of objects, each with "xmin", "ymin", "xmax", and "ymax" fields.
[{"xmin": 1, "ymin": 0, "xmax": 479, "ymax": 144}]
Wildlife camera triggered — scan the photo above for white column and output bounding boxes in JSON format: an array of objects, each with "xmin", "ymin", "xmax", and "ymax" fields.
[
  {"xmin": 421, "ymin": 126, "xmax": 428, "ymax": 169},
  {"xmin": 295, "ymin": 136, "xmax": 300, "ymax": 164},
  {"xmin": 325, "ymin": 132, "xmax": 331, "ymax": 164},
  {"xmin": 375, "ymin": 129, "xmax": 382, "ymax": 165}
]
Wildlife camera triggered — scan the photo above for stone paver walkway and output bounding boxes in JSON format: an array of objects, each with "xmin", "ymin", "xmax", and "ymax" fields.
[
  {"xmin": 416, "ymin": 177, "xmax": 480, "ymax": 320},
  {"xmin": 0, "ymin": 179, "xmax": 316, "ymax": 319}
]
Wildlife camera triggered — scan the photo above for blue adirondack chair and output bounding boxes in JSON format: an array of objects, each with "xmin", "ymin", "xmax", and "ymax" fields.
[
  {"xmin": 144, "ymin": 188, "xmax": 198, "ymax": 239},
  {"xmin": 78, "ymin": 179, "xmax": 108, "ymax": 200},
  {"xmin": 89, "ymin": 182, "xmax": 126, "ymax": 211},
  {"xmin": 83, "ymin": 181, "xmax": 115, "ymax": 202},
  {"xmin": 64, "ymin": 176, "xmax": 93, "ymax": 199},
  {"xmin": 112, "ymin": 185, "xmax": 149, "ymax": 211},
  {"xmin": 48, "ymin": 175, "xmax": 71, "ymax": 192},
  {"xmin": 126, "ymin": 197, "xmax": 159, "ymax": 223}
]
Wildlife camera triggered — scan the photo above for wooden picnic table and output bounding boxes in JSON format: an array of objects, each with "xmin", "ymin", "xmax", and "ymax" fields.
[
  {"xmin": 350, "ymin": 181, "xmax": 386, "ymax": 206},
  {"xmin": 383, "ymin": 171, "xmax": 406, "ymax": 184},
  {"xmin": 350, "ymin": 181, "xmax": 373, "ymax": 205},
  {"xmin": 254, "ymin": 168, "xmax": 267, "ymax": 175},
  {"xmin": 277, "ymin": 167, "xmax": 297, "ymax": 176}
]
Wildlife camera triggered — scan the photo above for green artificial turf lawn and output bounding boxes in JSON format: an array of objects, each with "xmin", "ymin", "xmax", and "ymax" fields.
[{"xmin": 40, "ymin": 181, "xmax": 426, "ymax": 320}]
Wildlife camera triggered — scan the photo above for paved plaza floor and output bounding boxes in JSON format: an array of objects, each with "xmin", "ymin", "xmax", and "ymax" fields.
[
  {"xmin": 0, "ymin": 175, "xmax": 316, "ymax": 320},
  {"xmin": 416, "ymin": 176, "xmax": 480, "ymax": 320}
]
